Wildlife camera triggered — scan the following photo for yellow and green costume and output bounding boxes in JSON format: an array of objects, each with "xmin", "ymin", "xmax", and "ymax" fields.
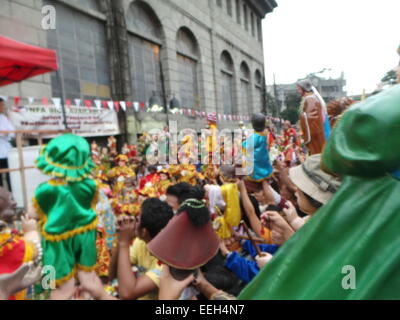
[
  {"xmin": 34, "ymin": 134, "xmax": 98, "ymax": 287},
  {"xmin": 214, "ymin": 183, "xmax": 241, "ymax": 239}
]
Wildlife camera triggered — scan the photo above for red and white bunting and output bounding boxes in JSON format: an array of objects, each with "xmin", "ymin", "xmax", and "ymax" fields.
[
  {"xmin": 120, "ymin": 101, "xmax": 126, "ymax": 112},
  {"xmin": 94, "ymin": 99, "xmax": 102, "ymax": 110},
  {"xmin": 107, "ymin": 101, "xmax": 114, "ymax": 110},
  {"xmin": 42, "ymin": 97, "xmax": 49, "ymax": 106},
  {"xmin": 84, "ymin": 100, "xmax": 92, "ymax": 109},
  {"xmin": 52, "ymin": 97, "xmax": 62, "ymax": 110},
  {"xmin": 27, "ymin": 97, "xmax": 35, "ymax": 105},
  {"xmin": 113, "ymin": 101, "xmax": 120, "ymax": 112},
  {"xmin": 133, "ymin": 102, "xmax": 139, "ymax": 112},
  {"xmin": 14, "ymin": 96, "xmax": 20, "ymax": 107}
]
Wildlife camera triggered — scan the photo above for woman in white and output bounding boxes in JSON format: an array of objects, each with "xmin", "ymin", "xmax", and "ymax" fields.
[{"xmin": 0, "ymin": 97, "xmax": 15, "ymax": 191}]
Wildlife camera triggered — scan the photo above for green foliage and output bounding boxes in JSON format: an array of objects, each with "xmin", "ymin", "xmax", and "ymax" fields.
[
  {"xmin": 280, "ymin": 93, "xmax": 301, "ymax": 124},
  {"xmin": 285, "ymin": 93, "xmax": 301, "ymax": 109},
  {"xmin": 280, "ymin": 107, "xmax": 299, "ymax": 124},
  {"xmin": 381, "ymin": 70, "xmax": 397, "ymax": 85},
  {"xmin": 266, "ymin": 92, "xmax": 278, "ymax": 116}
]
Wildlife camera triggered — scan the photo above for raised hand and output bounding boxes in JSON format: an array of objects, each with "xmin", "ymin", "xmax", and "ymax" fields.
[
  {"xmin": 116, "ymin": 215, "xmax": 137, "ymax": 246},
  {"xmin": 261, "ymin": 211, "xmax": 295, "ymax": 245},
  {"xmin": 255, "ymin": 253, "xmax": 273, "ymax": 269},
  {"xmin": 0, "ymin": 262, "xmax": 42, "ymax": 299}
]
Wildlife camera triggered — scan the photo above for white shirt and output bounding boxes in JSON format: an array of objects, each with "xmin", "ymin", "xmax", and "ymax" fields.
[{"xmin": 0, "ymin": 114, "xmax": 15, "ymax": 159}]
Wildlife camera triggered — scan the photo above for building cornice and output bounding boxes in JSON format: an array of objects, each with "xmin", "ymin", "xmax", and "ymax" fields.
[{"xmin": 246, "ymin": 0, "xmax": 278, "ymax": 18}]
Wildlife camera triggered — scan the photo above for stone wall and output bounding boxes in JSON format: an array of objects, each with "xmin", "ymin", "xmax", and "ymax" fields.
[{"xmin": 0, "ymin": 0, "xmax": 275, "ymax": 141}]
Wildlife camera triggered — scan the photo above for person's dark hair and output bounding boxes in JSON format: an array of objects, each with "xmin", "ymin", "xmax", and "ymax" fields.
[
  {"xmin": 219, "ymin": 165, "xmax": 236, "ymax": 180},
  {"xmin": 166, "ymin": 182, "xmax": 193, "ymax": 204},
  {"xmin": 201, "ymin": 266, "xmax": 242, "ymax": 297},
  {"xmin": 251, "ymin": 113, "xmax": 266, "ymax": 132},
  {"xmin": 0, "ymin": 98, "xmax": 4, "ymax": 103},
  {"xmin": 147, "ymin": 165, "xmax": 157, "ymax": 173},
  {"xmin": 303, "ymin": 192, "xmax": 323, "ymax": 209},
  {"xmin": 265, "ymin": 204, "xmax": 282, "ymax": 212},
  {"xmin": 140, "ymin": 198, "xmax": 174, "ymax": 238},
  {"xmin": 177, "ymin": 185, "xmax": 210, "ymax": 227}
]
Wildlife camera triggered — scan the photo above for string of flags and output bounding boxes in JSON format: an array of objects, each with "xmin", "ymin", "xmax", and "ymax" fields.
[{"xmin": 0, "ymin": 95, "xmax": 286, "ymax": 123}]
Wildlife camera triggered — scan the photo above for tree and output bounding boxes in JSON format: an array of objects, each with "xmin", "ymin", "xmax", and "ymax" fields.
[
  {"xmin": 280, "ymin": 93, "xmax": 301, "ymax": 124},
  {"xmin": 284, "ymin": 93, "xmax": 301, "ymax": 109},
  {"xmin": 381, "ymin": 70, "xmax": 397, "ymax": 85},
  {"xmin": 280, "ymin": 107, "xmax": 299, "ymax": 124},
  {"xmin": 265, "ymin": 92, "xmax": 278, "ymax": 116}
]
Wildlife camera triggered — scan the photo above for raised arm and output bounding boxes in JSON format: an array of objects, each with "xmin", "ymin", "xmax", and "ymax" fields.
[
  {"xmin": 238, "ymin": 180, "xmax": 263, "ymax": 237},
  {"xmin": 116, "ymin": 217, "xmax": 157, "ymax": 300}
]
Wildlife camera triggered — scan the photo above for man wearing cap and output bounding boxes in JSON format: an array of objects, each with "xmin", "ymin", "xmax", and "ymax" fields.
[
  {"xmin": 259, "ymin": 154, "xmax": 341, "ymax": 247},
  {"xmin": 283, "ymin": 154, "xmax": 341, "ymax": 229},
  {"xmin": 296, "ymin": 80, "xmax": 330, "ymax": 155}
]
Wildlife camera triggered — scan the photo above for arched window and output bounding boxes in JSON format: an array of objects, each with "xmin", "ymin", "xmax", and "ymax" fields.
[
  {"xmin": 240, "ymin": 61, "xmax": 252, "ymax": 114},
  {"xmin": 254, "ymin": 69, "xmax": 263, "ymax": 113},
  {"xmin": 176, "ymin": 27, "xmax": 200, "ymax": 110},
  {"xmin": 127, "ymin": 1, "xmax": 164, "ymax": 104},
  {"xmin": 220, "ymin": 51, "xmax": 235, "ymax": 115},
  {"xmin": 46, "ymin": 0, "xmax": 111, "ymax": 100}
]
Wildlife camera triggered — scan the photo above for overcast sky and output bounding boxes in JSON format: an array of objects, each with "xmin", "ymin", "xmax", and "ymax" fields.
[{"xmin": 262, "ymin": 0, "xmax": 400, "ymax": 95}]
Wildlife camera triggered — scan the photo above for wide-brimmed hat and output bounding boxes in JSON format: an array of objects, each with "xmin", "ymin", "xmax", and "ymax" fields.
[
  {"xmin": 289, "ymin": 154, "xmax": 341, "ymax": 204},
  {"xmin": 36, "ymin": 134, "xmax": 94, "ymax": 182},
  {"xmin": 147, "ymin": 210, "xmax": 219, "ymax": 270}
]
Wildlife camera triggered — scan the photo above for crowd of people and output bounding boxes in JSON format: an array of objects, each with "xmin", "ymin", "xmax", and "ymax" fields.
[{"xmin": 1, "ymin": 54, "xmax": 399, "ymax": 299}]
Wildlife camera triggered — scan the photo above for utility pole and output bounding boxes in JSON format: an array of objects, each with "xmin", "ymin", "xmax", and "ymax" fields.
[{"xmin": 261, "ymin": 74, "xmax": 267, "ymax": 115}]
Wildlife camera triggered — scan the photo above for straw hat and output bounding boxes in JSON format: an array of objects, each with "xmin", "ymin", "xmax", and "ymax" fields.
[{"xmin": 289, "ymin": 154, "xmax": 341, "ymax": 204}]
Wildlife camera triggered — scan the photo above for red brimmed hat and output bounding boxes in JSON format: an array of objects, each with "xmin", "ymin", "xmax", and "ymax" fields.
[{"xmin": 147, "ymin": 210, "xmax": 219, "ymax": 270}]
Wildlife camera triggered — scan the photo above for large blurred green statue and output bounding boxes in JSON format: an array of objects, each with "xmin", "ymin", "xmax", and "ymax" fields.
[{"xmin": 239, "ymin": 84, "xmax": 400, "ymax": 299}]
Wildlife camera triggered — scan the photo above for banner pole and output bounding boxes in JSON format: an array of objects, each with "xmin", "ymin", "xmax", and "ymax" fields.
[{"xmin": 56, "ymin": 70, "xmax": 69, "ymax": 130}]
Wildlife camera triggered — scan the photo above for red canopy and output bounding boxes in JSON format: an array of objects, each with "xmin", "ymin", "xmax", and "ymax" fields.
[{"xmin": 0, "ymin": 36, "xmax": 58, "ymax": 87}]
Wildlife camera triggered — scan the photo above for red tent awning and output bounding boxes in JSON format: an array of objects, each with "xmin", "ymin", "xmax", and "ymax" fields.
[{"xmin": 0, "ymin": 36, "xmax": 58, "ymax": 87}]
